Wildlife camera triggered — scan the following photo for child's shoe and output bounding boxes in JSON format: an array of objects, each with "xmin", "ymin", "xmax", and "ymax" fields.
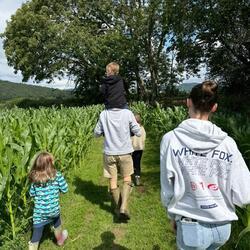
[
  {"xmin": 54, "ymin": 225, "xmax": 68, "ymax": 246},
  {"xmin": 57, "ymin": 229, "xmax": 68, "ymax": 246},
  {"xmin": 135, "ymin": 175, "xmax": 140, "ymax": 186},
  {"xmin": 28, "ymin": 241, "xmax": 39, "ymax": 250}
]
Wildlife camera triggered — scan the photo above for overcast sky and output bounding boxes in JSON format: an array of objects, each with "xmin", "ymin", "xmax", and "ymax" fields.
[{"xmin": 0, "ymin": 0, "xmax": 204, "ymax": 90}]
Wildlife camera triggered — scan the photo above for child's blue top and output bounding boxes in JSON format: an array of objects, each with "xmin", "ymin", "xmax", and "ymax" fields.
[{"xmin": 29, "ymin": 171, "xmax": 68, "ymax": 225}]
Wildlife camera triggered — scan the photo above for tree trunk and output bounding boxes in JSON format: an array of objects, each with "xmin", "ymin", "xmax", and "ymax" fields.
[{"xmin": 135, "ymin": 70, "xmax": 148, "ymax": 102}]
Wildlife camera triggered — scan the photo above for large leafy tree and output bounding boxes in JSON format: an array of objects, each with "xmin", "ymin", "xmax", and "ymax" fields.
[
  {"xmin": 2, "ymin": 0, "xmax": 183, "ymax": 102},
  {"xmin": 172, "ymin": 0, "xmax": 250, "ymax": 96}
]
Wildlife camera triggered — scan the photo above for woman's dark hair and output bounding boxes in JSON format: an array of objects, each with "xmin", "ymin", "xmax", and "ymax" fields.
[{"xmin": 189, "ymin": 80, "xmax": 218, "ymax": 113}]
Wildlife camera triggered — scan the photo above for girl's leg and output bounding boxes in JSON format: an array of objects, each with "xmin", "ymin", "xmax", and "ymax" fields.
[
  {"xmin": 31, "ymin": 225, "xmax": 44, "ymax": 243},
  {"xmin": 29, "ymin": 225, "xmax": 44, "ymax": 250},
  {"xmin": 53, "ymin": 216, "xmax": 61, "ymax": 228},
  {"xmin": 132, "ymin": 150, "xmax": 143, "ymax": 176},
  {"xmin": 132, "ymin": 150, "xmax": 143, "ymax": 185},
  {"xmin": 53, "ymin": 216, "xmax": 68, "ymax": 246}
]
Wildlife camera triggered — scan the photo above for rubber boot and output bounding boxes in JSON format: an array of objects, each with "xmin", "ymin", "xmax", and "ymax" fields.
[
  {"xmin": 110, "ymin": 187, "xmax": 121, "ymax": 216},
  {"xmin": 54, "ymin": 225, "xmax": 68, "ymax": 246},
  {"xmin": 120, "ymin": 182, "xmax": 133, "ymax": 220},
  {"xmin": 28, "ymin": 241, "xmax": 39, "ymax": 250}
]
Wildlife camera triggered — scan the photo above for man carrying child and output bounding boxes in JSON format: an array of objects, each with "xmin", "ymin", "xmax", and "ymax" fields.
[{"xmin": 95, "ymin": 62, "xmax": 141, "ymax": 221}]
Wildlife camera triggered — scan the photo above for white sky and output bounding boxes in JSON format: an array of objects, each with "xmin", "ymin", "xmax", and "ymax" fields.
[
  {"xmin": 0, "ymin": 0, "xmax": 74, "ymax": 89},
  {"xmin": 0, "ymin": 0, "xmax": 204, "ymax": 89}
]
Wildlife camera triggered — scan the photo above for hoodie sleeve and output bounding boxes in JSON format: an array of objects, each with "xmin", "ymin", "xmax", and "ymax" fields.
[
  {"xmin": 94, "ymin": 114, "xmax": 104, "ymax": 137},
  {"xmin": 231, "ymin": 150, "xmax": 250, "ymax": 207},
  {"xmin": 160, "ymin": 133, "xmax": 175, "ymax": 210}
]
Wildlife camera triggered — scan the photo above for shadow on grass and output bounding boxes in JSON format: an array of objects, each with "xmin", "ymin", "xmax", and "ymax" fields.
[
  {"xmin": 73, "ymin": 177, "xmax": 112, "ymax": 214},
  {"xmin": 92, "ymin": 231, "xmax": 130, "ymax": 250},
  {"xmin": 152, "ymin": 245, "xmax": 160, "ymax": 250}
]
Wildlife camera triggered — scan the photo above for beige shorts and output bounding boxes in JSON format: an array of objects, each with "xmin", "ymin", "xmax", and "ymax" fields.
[{"xmin": 103, "ymin": 154, "xmax": 134, "ymax": 178}]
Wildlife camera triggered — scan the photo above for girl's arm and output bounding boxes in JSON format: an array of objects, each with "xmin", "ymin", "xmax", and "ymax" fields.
[
  {"xmin": 29, "ymin": 183, "xmax": 36, "ymax": 197},
  {"xmin": 57, "ymin": 172, "xmax": 68, "ymax": 193}
]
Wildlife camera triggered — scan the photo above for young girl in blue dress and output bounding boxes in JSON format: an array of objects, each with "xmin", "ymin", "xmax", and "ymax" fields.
[{"xmin": 28, "ymin": 152, "xmax": 68, "ymax": 250}]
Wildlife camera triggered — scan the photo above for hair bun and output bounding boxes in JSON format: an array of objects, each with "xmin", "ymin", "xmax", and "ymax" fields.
[
  {"xmin": 202, "ymin": 80, "xmax": 218, "ymax": 95},
  {"xmin": 189, "ymin": 80, "xmax": 218, "ymax": 113}
]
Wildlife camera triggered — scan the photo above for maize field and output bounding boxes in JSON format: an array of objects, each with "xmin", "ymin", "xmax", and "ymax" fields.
[
  {"xmin": 0, "ymin": 105, "xmax": 102, "ymax": 242},
  {"xmin": 0, "ymin": 103, "xmax": 249, "ymax": 249}
]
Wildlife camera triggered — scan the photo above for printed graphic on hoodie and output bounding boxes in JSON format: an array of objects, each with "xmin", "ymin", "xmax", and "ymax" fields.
[
  {"xmin": 161, "ymin": 118, "xmax": 250, "ymax": 222},
  {"xmin": 174, "ymin": 147, "xmax": 233, "ymax": 209}
]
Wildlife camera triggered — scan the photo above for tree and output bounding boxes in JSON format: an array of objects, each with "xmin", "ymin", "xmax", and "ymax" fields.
[
  {"xmin": 2, "ymin": 0, "xmax": 184, "ymax": 102},
  {"xmin": 172, "ymin": 0, "xmax": 250, "ymax": 96}
]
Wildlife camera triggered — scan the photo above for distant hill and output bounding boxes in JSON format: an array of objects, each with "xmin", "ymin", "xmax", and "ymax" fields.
[
  {"xmin": 0, "ymin": 80, "xmax": 74, "ymax": 101},
  {"xmin": 178, "ymin": 82, "xmax": 198, "ymax": 92}
]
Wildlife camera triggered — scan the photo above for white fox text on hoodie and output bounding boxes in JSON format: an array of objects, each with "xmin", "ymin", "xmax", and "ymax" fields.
[{"xmin": 160, "ymin": 118, "xmax": 250, "ymax": 223}]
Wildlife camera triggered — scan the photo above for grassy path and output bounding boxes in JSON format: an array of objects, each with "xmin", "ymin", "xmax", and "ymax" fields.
[{"xmin": 35, "ymin": 137, "xmax": 175, "ymax": 250}]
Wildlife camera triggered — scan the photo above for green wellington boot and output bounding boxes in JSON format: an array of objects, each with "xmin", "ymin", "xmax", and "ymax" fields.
[
  {"xmin": 110, "ymin": 187, "xmax": 121, "ymax": 216},
  {"xmin": 54, "ymin": 225, "xmax": 68, "ymax": 246},
  {"xmin": 120, "ymin": 182, "xmax": 133, "ymax": 221},
  {"xmin": 28, "ymin": 241, "xmax": 39, "ymax": 250}
]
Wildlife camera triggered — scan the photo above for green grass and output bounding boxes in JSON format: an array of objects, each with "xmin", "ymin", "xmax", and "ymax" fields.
[
  {"xmin": 21, "ymin": 137, "xmax": 175, "ymax": 250},
  {"xmin": 3, "ymin": 134, "xmax": 248, "ymax": 249}
]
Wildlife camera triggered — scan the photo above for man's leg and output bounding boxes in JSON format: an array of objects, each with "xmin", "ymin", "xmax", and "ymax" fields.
[
  {"xmin": 119, "ymin": 154, "xmax": 134, "ymax": 220},
  {"xmin": 104, "ymin": 154, "xmax": 120, "ymax": 216},
  {"xmin": 109, "ymin": 174, "xmax": 121, "ymax": 216}
]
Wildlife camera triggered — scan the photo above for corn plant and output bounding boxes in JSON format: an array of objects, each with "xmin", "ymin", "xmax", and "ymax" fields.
[
  {"xmin": 0, "ymin": 105, "xmax": 101, "ymax": 241},
  {"xmin": 236, "ymin": 205, "xmax": 250, "ymax": 247},
  {"xmin": 131, "ymin": 102, "xmax": 187, "ymax": 138}
]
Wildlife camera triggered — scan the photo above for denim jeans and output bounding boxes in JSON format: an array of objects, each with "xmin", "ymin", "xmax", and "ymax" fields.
[
  {"xmin": 31, "ymin": 216, "xmax": 61, "ymax": 243},
  {"xmin": 176, "ymin": 219, "xmax": 231, "ymax": 250}
]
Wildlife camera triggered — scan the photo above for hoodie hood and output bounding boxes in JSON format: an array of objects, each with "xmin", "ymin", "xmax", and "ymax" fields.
[
  {"xmin": 103, "ymin": 75, "xmax": 122, "ymax": 85},
  {"xmin": 173, "ymin": 118, "xmax": 227, "ymax": 154}
]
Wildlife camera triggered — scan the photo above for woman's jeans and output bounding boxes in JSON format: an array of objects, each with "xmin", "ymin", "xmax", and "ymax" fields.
[{"xmin": 176, "ymin": 219, "xmax": 231, "ymax": 250}]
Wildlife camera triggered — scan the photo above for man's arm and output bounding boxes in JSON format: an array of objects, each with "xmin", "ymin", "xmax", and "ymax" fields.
[{"xmin": 94, "ymin": 117, "xmax": 104, "ymax": 137}]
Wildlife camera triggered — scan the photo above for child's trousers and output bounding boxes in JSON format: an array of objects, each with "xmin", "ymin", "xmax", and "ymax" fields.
[
  {"xmin": 132, "ymin": 150, "xmax": 143, "ymax": 176},
  {"xmin": 31, "ymin": 216, "xmax": 61, "ymax": 242}
]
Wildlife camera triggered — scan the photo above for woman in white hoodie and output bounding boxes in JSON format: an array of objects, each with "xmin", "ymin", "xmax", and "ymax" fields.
[{"xmin": 160, "ymin": 81, "xmax": 250, "ymax": 250}]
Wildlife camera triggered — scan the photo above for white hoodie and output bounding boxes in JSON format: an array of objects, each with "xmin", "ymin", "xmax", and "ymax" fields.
[
  {"xmin": 94, "ymin": 109, "xmax": 141, "ymax": 155},
  {"xmin": 160, "ymin": 118, "xmax": 250, "ymax": 223}
]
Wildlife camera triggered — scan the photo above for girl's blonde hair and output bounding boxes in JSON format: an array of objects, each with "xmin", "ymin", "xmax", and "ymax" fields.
[
  {"xmin": 29, "ymin": 151, "xmax": 56, "ymax": 183},
  {"xmin": 134, "ymin": 113, "xmax": 142, "ymax": 125}
]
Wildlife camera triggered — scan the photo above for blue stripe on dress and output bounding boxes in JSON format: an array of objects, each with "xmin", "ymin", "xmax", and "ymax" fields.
[{"xmin": 30, "ymin": 171, "xmax": 68, "ymax": 224}]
